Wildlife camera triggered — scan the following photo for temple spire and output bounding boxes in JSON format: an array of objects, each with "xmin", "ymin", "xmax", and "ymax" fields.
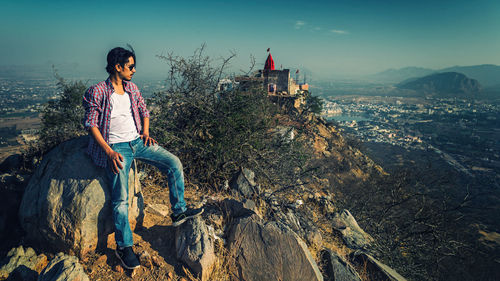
[{"xmin": 264, "ymin": 53, "xmax": 275, "ymax": 70}]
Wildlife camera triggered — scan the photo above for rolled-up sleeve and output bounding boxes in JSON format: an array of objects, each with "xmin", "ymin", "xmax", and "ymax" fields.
[{"xmin": 82, "ymin": 86, "xmax": 102, "ymax": 129}]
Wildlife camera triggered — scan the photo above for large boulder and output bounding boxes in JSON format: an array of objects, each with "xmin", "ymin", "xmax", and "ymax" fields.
[
  {"xmin": 38, "ymin": 253, "xmax": 89, "ymax": 281},
  {"xmin": 228, "ymin": 216, "xmax": 323, "ymax": 281},
  {"xmin": 175, "ymin": 216, "xmax": 216, "ymax": 281},
  {"xmin": 18, "ymin": 136, "xmax": 144, "ymax": 257}
]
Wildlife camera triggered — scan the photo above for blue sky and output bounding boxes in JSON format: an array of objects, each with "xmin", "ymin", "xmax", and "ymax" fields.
[{"xmin": 1, "ymin": 0, "xmax": 499, "ymax": 79}]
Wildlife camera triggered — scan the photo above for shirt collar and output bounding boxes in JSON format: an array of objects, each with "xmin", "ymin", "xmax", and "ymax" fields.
[
  {"xmin": 105, "ymin": 77, "xmax": 133, "ymax": 95},
  {"xmin": 123, "ymin": 80, "xmax": 133, "ymax": 92}
]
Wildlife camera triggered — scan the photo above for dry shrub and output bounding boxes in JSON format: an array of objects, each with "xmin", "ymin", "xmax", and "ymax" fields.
[{"xmin": 151, "ymin": 45, "xmax": 313, "ymax": 192}]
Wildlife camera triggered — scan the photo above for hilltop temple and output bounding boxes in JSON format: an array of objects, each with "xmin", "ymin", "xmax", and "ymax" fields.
[{"xmin": 235, "ymin": 51, "xmax": 309, "ymax": 96}]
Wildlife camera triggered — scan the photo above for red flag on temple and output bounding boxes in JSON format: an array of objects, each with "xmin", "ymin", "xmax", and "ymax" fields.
[{"xmin": 264, "ymin": 53, "xmax": 275, "ymax": 70}]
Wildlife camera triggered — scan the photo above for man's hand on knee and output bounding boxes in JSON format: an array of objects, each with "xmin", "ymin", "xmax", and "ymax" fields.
[
  {"xmin": 107, "ymin": 150, "xmax": 124, "ymax": 174},
  {"xmin": 140, "ymin": 134, "xmax": 158, "ymax": 146}
]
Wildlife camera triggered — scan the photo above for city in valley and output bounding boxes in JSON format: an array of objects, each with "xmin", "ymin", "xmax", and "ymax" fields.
[{"xmin": 322, "ymin": 95, "xmax": 500, "ymax": 182}]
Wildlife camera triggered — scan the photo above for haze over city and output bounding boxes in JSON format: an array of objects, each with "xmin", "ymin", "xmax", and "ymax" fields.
[{"xmin": 1, "ymin": 0, "xmax": 499, "ymax": 79}]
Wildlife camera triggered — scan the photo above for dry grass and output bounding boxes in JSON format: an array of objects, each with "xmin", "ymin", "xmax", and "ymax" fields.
[
  {"xmin": 208, "ymin": 240, "xmax": 236, "ymax": 281},
  {"xmin": 354, "ymin": 259, "xmax": 371, "ymax": 281},
  {"xmin": 179, "ymin": 239, "xmax": 237, "ymax": 281},
  {"xmin": 182, "ymin": 266, "xmax": 199, "ymax": 281}
]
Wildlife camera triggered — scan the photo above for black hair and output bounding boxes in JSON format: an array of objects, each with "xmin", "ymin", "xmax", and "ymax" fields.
[{"xmin": 105, "ymin": 46, "xmax": 136, "ymax": 75}]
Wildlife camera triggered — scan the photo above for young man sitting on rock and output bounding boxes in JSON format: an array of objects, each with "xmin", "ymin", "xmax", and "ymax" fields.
[{"xmin": 82, "ymin": 46, "xmax": 203, "ymax": 270}]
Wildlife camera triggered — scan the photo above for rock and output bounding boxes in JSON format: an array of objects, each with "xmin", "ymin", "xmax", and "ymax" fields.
[
  {"xmin": 288, "ymin": 199, "xmax": 304, "ymax": 209},
  {"xmin": 175, "ymin": 216, "xmax": 216, "ymax": 281},
  {"xmin": 94, "ymin": 255, "xmax": 107, "ymax": 266},
  {"xmin": 306, "ymin": 228, "xmax": 323, "ymax": 249},
  {"xmin": 322, "ymin": 249, "xmax": 361, "ymax": 281},
  {"xmin": 229, "ymin": 167, "xmax": 258, "ymax": 198},
  {"xmin": 18, "ymin": 136, "xmax": 144, "ymax": 257},
  {"xmin": 146, "ymin": 203, "xmax": 170, "ymax": 217},
  {"xmin": 278, "ymin": 210, "xmax": 303, "ymax": 236},
  {"xmin": 2, "ymin": 267, "xmax": 38, "ymax": 281},
  {"xmin": 274, "ymin": 126, "xmax": 296, "ymax": 143},
  {"xmin": 319, "ymin": 197, "xmax": 336, "ymax": 215},
  {"xmin": 228, "ymin": 216, "xmax": 323, "ymax": 281},
  {"xmin": 34, "ymin": 255, "xmax": 49, "ymax": 273},
  {"xmin": 221, "ymin": 198, "xmax": 258, "ymax": 219},
  {"xmin": 0, "ymin": 246, "xmax": 47, "ymax": 280},
  {"xmin": 114, "ymin": 264, "xmax": 124, "ymax": 273},
  {"xmin": 332, "ymin": 210, "xmax": 374, "ymax": 250},
  {"xmin": 350, "ymin": 251, "xmax": 407, "ymax": 281},
  {"xmin": 0, "ymin": 154, "xmax": 22, "ymax": 173},
  {"xmin": 38, "ymin": 253, "xmax": 89, "ymax": 281}
]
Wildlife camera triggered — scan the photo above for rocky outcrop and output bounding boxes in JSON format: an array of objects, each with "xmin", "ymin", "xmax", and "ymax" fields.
[
  {"xmin": 38, "ymin": 253, "xmax": 89, "ymax": 281},
  {"xmin": 175, "ymin": 216, "xmax": 216, "ymax": 281},
  {"xmin": 301, "ymin": 114, "xmax": 386, "ymax": 178},
  {"xmin": 18, "ymin": 136, "xmax": 144, "ymax": 257},
  {"xmin": 322, "ymin": 249, "xmax": 361, "ymax": 281},
  {"xmin": 0, "ymin": 246, "xmax": 47, "ymax": 280},
  {"xmin": 228, "ymin": 216, "xmax": 323, "ymax": 281},
  {"xmin": 332, "ymin": 210, "xmax": 374, "ymax": 251}
]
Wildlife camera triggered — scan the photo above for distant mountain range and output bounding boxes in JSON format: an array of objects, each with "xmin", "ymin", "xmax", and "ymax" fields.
[
  {"xmin": 368, "ymin": 64, "xmax": 500, "ymax": 88},
  {"xmin": 440, "ymin": 65, "xmax": 500, "ymax": 88},
  {"xmin": 397, "ymin": 72, "xmax": 481, "ymax": 97},
  {"xmin": 367, "ymin": 67, "xmax": 434, "ymax": 83}
]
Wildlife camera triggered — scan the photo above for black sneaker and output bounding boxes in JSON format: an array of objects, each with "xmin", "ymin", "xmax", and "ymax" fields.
[
  {"xmin": 115, "ymin": 246, "xmax": 140, "ymax": 270},
  {"xmin": 171, "ymin": 207, "xmax": 204, "ymax": 227}
]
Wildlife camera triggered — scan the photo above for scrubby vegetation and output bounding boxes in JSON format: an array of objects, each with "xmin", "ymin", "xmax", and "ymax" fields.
[
  {"xmin": 150, "ymin": 46, "xmax": 316, "ymax": 191},
  {"xmin": 22, "ymin": 74, "xmax": 87, "ymax": 166},
  {"xmin": 40, "ymin": 74, "xmax": 86, "ymax": 147}
]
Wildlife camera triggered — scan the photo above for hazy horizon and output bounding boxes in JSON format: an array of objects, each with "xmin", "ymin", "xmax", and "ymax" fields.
[{"xmin": 1, "ymin": 0, "xmax": 499, "ymax": 80}]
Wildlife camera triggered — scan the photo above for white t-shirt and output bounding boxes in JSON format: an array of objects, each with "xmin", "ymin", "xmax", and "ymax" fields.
[{"xmin": 108, "ymin": 92, "xmax": 140, "ymax": 144}]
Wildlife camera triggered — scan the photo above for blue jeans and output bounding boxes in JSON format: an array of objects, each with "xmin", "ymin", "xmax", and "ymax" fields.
[{"xmin": 107, "ymin": 137, "xmax": 187, "ymax": 248}]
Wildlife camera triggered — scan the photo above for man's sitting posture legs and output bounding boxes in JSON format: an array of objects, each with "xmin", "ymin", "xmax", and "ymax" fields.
[{"xmin": 83, "ymin": 47, "xmax": 203, "ymax": 270}]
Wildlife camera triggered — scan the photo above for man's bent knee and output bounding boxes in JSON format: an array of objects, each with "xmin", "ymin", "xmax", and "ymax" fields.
[{"xmin": 113, "ymin": 200, "xmax": 129, "ymax": 215}]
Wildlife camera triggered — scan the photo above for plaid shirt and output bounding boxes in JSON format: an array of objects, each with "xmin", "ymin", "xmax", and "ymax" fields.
[{"xmin": 83, "ymin": 78, "xmax": 150, "ymax": 167}]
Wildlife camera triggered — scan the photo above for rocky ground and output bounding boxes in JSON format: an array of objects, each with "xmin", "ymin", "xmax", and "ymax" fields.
[
  {"xmin": 76, "ymin": 172, "xmax": 365, "ymax": 281},
  {"xmin": 0, "ymin": 115, "xmax": 407, "ymax": 281}
]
